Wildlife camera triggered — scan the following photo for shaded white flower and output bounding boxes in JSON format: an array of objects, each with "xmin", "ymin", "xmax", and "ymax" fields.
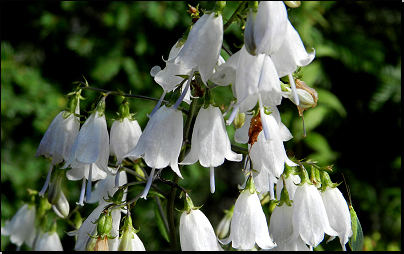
[
  {"xmin": 110, "ymin": 117, "xmax": 142, "ymax": 165},
  {"xmin": 169, "ymin": 11, "xmax": 223, "ymax": 84},
  {"xmin": 321, "ymin": 186, "xmax": 353, "ymax": 250},
  {"xmin": 107, "ymin": 208, "xmax": 122, "ymax": 251},
  {"xmin": 1, "ymin": 204, "xmax": 37, "ymax": 248},
  {"xmin": 290, "ymin": 182, "xmax": 339, "ymax": 247},
  {"xmin": 276, "ymin": 173, "xmax": 301, "ymax": 201},
  {"xmin": 123, "ymin": 105, "xmax": 183, "ymax": 199},
  {"xmin": 220, "ymin": 178, "xmax": 276, "ymax": 250},
  {"xmin": 180, "ymin": 209, "xmax": 223, "ymax": 251},
  {"xmin": 62, "ymin": 109, "xmax": 109, "ymax": 173},
  {"xmin": 180, "ymin": 104, "xmax": 242, "ymax": 193},
  {"xmin": 34, "ymin": 231, "xmax": 63, "ymax": 251}
]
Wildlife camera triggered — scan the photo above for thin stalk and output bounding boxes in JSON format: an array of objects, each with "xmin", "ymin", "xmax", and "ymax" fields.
[
  {"xmin": 166, "ymin": 97, "xmax": 199, "ymax": 251},
  {"xmin": 223, "ymin": 1, "xmax": 247, "ymax": 31}
]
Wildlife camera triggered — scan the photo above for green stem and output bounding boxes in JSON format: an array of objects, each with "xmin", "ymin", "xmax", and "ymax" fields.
[
  {"xmin": 167, "ymin": 97, "xmax": 199, "ymax": 251},
  {"xmin": 223, "ymin": 1, "xmax": 247, "ymax": 31}
]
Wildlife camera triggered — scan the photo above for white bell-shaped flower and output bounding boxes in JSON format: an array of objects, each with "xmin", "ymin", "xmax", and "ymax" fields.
[
  {"xmin": 36, "ymin": 94, "xmax": 80, "ymax": 165},
  {"xmin": 118, "ymin": 215, "xmax": 146, "ymax": 251},
  {"xmin": 154, "ymin": 40, "xmax": 191, "ymax": 93},
  {"xmin": 290, "ymin": 182, "xmax": 339, "ymax": 247},
  {"xmin": 34, "ymin": 230, "xmax": 63, "ymax": 251},
  {"xmin": 321, "ymin": 186, "xmax": 353, "ymax": 250},
  {"xmin": 220, "ymin": 177, "xmax": 276, "ymax": 250},
  {"xmin": 169, "ymin": 11, "xmax": 223, "ymax": 84},
  {"xmin": 110, "ymin": 117, "xmax": 142, "ymax": 165},
  {"xmin": 180, "ymin": 104, "xmax": 242, "ymax": 193},
  {"xmin": 271, "ymin": 20, "xmax": 315, "ymax": 79},
  {"xmin": 179, "ymin": 195, "xmax": 223, "ymax": 251},
  {"xmin": 244, "ymin": 1, "xmax": 288, "ymax": 55},
  {"xmin": 62, "ymin": 109, "xmax": 109, "ymax": 173},
  {"xmin": 249, "ymin": 113, "xmax": 296, "ymax": 179},
  {"xmin": 123, "ymin": 105, "xmax": 183, "ymax": 199},
  {"xmin": 1, "ymin": 203, "xmax": 37, "ymax": 249},
  {"xmin": 87, "ymin": 170, "xmax": 127, "ymax": 204}
]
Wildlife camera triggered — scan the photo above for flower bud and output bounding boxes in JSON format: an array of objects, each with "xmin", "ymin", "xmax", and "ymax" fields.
[
  {"xmin": 284, "ymin": 1, "xmax": 301, "ymax": 8},
  {"xmin": 96, "ymin": 211, "xmax": 113, "ymax": 237},
  {"xmin": 52, "ymin": 190, "xmax": 70, "ymax": 218},
  {"xmin": 47, "ymin": 180, "xmax": 62, "ymax": 205},
  {"xmin": 233, "ymin": 111, "xmax": 245, "ymax": 129}
]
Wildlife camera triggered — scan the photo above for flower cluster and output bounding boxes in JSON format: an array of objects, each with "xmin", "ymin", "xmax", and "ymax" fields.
[{"xmin": 2, "ymin": 1, "xmax": 360, "ymax": 251}]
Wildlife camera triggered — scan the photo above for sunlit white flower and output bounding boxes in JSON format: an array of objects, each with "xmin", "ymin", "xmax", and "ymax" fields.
[
  {"xmin": 244, "ymin": 1, "xmax": 288, "ymax": 56},
  {"xmin": 180, "ymin": 104, "xmax": 242, "ymax": 193},
  {"xmin": 249, "ymin": 113, "xmax": 296, "ymax": 180},
  {"xmin": 180, "ymin": 208, "xmax": 223, "ymax": 251},
  {"xmin": 111, "ymin": 117, "xmax": 142, "ymax": 165},
  {"xmin": 1, "ymin": 204, "xmax": 37, "ymax": 249},
  {"xmin": 123, "ymin": 105, "xmax": 183, "ymax": 199},
  {"xmin": 321, "ymin": 186, "xmax": 353, "ymax": 250},
  {"xmin": 220, "ymin": 177, "xmax": 276, "ymax": 250},
  {"xmin": 290, "ymin": 182, "xmax": 339, "ymax": 247},
  {"xmin": 169, "ymin": 11, "xmax": 223, "ymax": 85},
  {"xmin": 34, "ymin": 231, "xmax": 63, "ymax": 251}
]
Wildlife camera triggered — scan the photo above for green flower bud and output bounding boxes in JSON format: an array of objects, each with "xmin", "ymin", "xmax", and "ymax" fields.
[
  {"xmin": 284, "ymin": 1, "xmax": 301, "ymax": 8},
  {"xmin": 233, "ymin": 111, "xmax": 245, "ymax": 129},
  {"xmin": 96, "ymin": 211, "xmax": 113, "ymax": 237},
  {"xmin": 47, "ymin": 180, "xmax": 62, "ymax": 205}
]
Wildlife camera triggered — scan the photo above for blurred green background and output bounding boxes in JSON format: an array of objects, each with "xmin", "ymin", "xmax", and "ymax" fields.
[{"xmin": 1, "ymin": 1, "xmax": 400, "ymax": 251}]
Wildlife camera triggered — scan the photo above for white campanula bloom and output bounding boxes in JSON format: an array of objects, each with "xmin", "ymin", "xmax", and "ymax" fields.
[
  {"xmin": 220, "ymin": 177, "xmax": 276, "ymax": 250},
  {"xmin": 1, "ymin": 203, "xmax": 37, "ymax": 249},
  {"xmin": 271, "ymin": 20, "xmax": 315, "ymax": 79},
  {"xmin": 320, "ymin": 186, "xmax": 353, "ymax": 250},
  {"xmin": 180, "ymin": 209, "xmax": 223, "ymax": 251},
  {"xmin": 179, "ymin": 194, "xmax": 223, "ymax": 251},
  {"xmin": 210, "ymin": 49, "xmax": 240, "ymax": 87},
  {"xmin": 249, "ymin": 113, "xmax": 296, "ymax": 180},
  {"xmin": 108, "ymin": 208, "xmax": 122, "ymax": 251},
  {"xmin": 110, "ymin": 117, "xmax": 142, "ymax": 165},
  {"xmin": 154, "ymin": 40, "xmax": 191, "ymax": 93},
  {"xmin": 290, "ymin": 182, "xmax": 339, "ymax": 247},
  {"xmin": 244, "ymin": 1, "xmax": 288, "ymax": 56},
  {"xmin": 169, "ymin": 10, "xmax": 223, "ymax": 85},
  {"xmin": 123, "ymin": 105, "xmax": 183, "ymax": 199},
  {"xmin": 180, "ymin": 104, "xmax": 242, "ymax": 193},
  {"xmin": 34, "ymin": 230, "xmax": 63, "ymax": 251},
  {"xmin": 62, "ymin": 104, "xmax": 109, "ymax": 173},
  {"xmin": 269, "ymin": 202, "xmax": 310, "ymax": 251}
]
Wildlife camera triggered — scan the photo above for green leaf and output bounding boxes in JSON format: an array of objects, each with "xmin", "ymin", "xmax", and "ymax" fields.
[{"xmin": 316, "ymin": 88, "xmax": 347, "ymax": 117}]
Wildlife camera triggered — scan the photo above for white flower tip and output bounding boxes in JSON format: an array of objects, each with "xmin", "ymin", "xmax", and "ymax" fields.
[{"xmin": 150, "ymin": 65, "xmax": 161, "ymax": 77}]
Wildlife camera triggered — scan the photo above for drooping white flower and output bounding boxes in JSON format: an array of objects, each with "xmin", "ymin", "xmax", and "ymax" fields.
[
  {"xmin": 244, "ymin": 1, "xmax": 288, "ymax": 56},
  {"xmin": 169, "ymin": 10, "xmax": 223, "ymax": 85},
  {"xmin": 290, "ymin": 182, "xmax": 339, "ymax": 247},
  {"xmin": 180, "ymin": 104, "xmax": 242, "ymax": 193},
  {"xmin": 35, "ymin": 95, "xmax": 80, "ymax": 165},
  {"xmin": 110, "ymin": 117, "xmax": 142, "ymax": 165},
  {"xmin": 62, "ymin": 104, "xmax": 109, "ymax": 173},
  {"xmin": 321, "ymin": 186, "xmax": 353, "ymax": 250},
  {"xmin": 34, "ymin": 231, "xmax": 63, "ymax": 251},
  {"xmin": 249, "ymin": 113, "xmax": 296, "ymax": 180},
  {"xmin": 220, "ymin": 177, "xmax": 276, "ymax": 250},
  {"xmin": 123, "ymin": 105, "xmax": 183, "ymax": 199},
  {"xmin": 1, "ymin": 203, "xmax": 37, "ymax": 249}
]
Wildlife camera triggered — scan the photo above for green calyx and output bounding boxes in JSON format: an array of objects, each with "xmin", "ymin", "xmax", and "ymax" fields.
[
  {"xmin": 90, "ymin": 211, "xmax": 116, "ymax": 240},
  {"xmin": 178, "ymin": 194, "xmax": 203, "ymax": 215},
  {"xmin": 63, "ymin": 90, "xmax": 84, "ymax": 119},
  {"xmin": 203, "ymin": 89, "xmax": 215, "ymax": 109},
  {"xmin": 278, "ymin": 176, "xmax": 293, "ymax": 207},
  {"xmin": 319, "ymin": 171, "xmax": 340, "ymax": 192},
  {"xmin": 212, "ymin": 1, "xmax": 226, "ymax": 15},
  {"xmin": 244, "ymin": 175, "xmax": 256, "ymax": 195}
]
